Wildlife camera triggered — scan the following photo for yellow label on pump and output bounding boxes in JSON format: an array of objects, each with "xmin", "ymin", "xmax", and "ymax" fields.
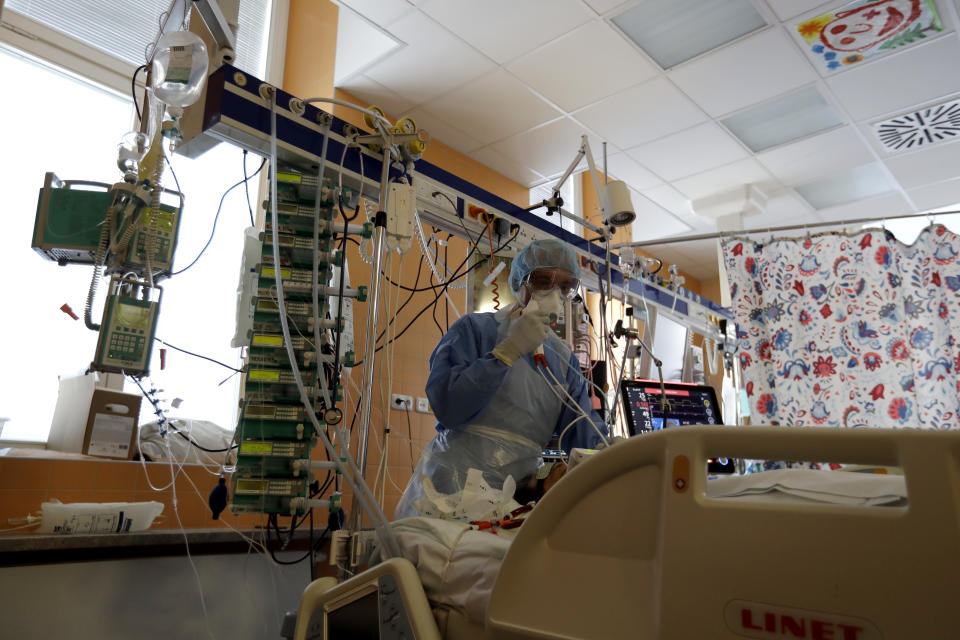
[
  {"xmin": 249, "ymin": 369, "xmax": 280, "ymax": 382},
  {"xmin": 252, "ymin": 335, "xmax": 283, "ymax": 346},
  {"xmin": 261, "ymin": 267, "xmax": 291, "ymax": 279},
  {"xmin": 240, "ymin": 442, "xmax": 273, "ymax": 454}
]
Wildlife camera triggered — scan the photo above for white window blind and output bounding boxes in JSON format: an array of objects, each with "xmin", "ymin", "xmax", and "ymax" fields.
[{"xmin": 5, "ymin": 0, "xmax": 270, "ymax": 76}]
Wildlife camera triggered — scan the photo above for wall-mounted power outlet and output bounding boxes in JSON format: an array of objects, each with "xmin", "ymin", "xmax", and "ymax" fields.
[
  {"xmin": 416, "ymin": 397, "xmax": 431, "ymax": 413},
  {"xmin": 391, "ymin": 394, "xmax": 413, "ymax": 411}
]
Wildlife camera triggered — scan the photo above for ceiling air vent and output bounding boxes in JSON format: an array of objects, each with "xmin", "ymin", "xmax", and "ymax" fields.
[{"xmin": 873, "ymin": 100, "xmax": 960, "ymax": 152}]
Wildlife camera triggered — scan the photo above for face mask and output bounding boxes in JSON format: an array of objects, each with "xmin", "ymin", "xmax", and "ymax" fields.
[{"xmin": 528, "ymin": 288, "xmax": 563, "ymax": 317}]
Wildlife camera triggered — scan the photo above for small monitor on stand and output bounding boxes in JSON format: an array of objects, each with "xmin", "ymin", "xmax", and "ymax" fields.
[{"xmin": 619, "ymin": 380, "xmax": 735, "ymax": 474}]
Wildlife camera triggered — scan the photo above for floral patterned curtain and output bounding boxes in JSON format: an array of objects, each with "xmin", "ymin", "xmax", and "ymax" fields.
[{"xmin": 722, "ymin": 225, "xmax": 960, "ymax": 430}]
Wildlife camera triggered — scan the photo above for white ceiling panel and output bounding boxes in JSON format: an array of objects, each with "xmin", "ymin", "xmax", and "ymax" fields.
[
  {"xmin": 755, "ymin": 189, "xmax": 816, "ymax": 224},
  {"xmin": 334, "ymin": 7, "xmax": 403, "ymax": 84},
  {"xmin": 883, "ymin": 138, "xmax": 960, "ymax": 189},
  {"xmin": 573, "ymin": 78, "xmax": 708, "ymax": 149},
  {"xmin": 755, "ymin": 126, "xmax": 875, "ymax": 185},
  {"xmin": 604, "ymin": 153, "xmax": 662, "ymax": 191},
  {"xmin": 423, "ymin": 71, "xmax": 562, "ymax": 146},
  {"xmin": 362, "ymin": 12, "xmax": 496, "ymax": 104},
  {"xmin": 907, "ymin": 176, "xmax": 960, "ymax": 211},
  {"xmin": 630, "ymin": 198, "xmax": 693, "ymax": 243},
  {"xmin": 672, "ymin": 158, "xmax": 778, "ymax": 200},
  {"xmin": 826, "ymin": 35, "xmax": 960, "ymax": 121},
  {"xmin": 814, "ymin": 192, "xmax": 913, "ymax": 222},
  {"xmin": 404, "ymin": 106, "xmax": 483, "ymax": 154},
  {"xmin": 642, "ymin": 183, "xmax": 696, "ymax": 219},
  {"xmin": 506, "ymin": 21, "xmax": 659, "ymax": 112},
  {"xmin": 490, "ymin": 117, "xmax": 605, "ymax": 178},
  {"xmin": 627, "ymin": 122, "xmax": 750, "ymax": 181},
  {"xmin": 766, "ymin": 0, "xmax": 834, "ymax": 22},
  {"xmin": 337, "ymin": 0, "xmax": 415, "ymax": 28},
  {"xmin": 583, "ymin": 0, "xmax": 630, "ymax": 15},
  {"xmin": 668, "ymin": 28, "xmax": 817, "ymax": 117},
  {"xmin": 469, "ymin": 146, "xmax": 546, "ymax": 188},
  {"xmin": 418, "ymin": 0, "xmax": 593, "ymax": 65},
  {"xmin": 336, "ymin": 73, "xmax": 417, "ymax": 119}
]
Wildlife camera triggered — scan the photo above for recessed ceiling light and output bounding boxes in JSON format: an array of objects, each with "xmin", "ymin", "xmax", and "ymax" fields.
[
  {"xmin": 873, "ymin": 99, "xmax": 960, "ymax": 153},
  {"xmin": 795, "ymin": 163, "xmax": 896, "ymax": 210},
  {"xmin": 611, "ymin": 0, "xmax": 766, "ymax": 69},
  {"xmin": 722, "ymin": 87, "xmax": 844, "ymax": 152}
]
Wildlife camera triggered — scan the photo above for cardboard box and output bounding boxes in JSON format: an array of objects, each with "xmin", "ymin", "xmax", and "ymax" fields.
[{"xmin": 48, "ymin": 373, "xmax": 142, "ymax": 459}]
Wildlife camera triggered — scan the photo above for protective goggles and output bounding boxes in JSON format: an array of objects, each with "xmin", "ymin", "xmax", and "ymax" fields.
[{"xmin": 522, "ymin": 268, "xmax": 580, "ymax": 299}]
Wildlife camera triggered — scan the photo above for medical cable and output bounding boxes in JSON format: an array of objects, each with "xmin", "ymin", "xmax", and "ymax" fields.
[
  {"xmin": 312, "ymin": 119, "xmax": 334, "ymax": 413},
  {"xmin": 557, "ymin": 414, "xmax": 593, "ymax": 463},
  {"xmin": 242, "ymin": 150, "xmax": 255, "ymax": 227},
  {"xmin": 153, "ymin": 337, "xmax": 243, "ymax": 372},
  {"xmin": 266, "ymin": 88, "xmax": 401, "ymax": 560},
  {"xmin": 172, "ymin": 158, "xmax": 266, "ymax": 276},
  {"xmin": 162, "ymin": 434, "xmax": 215, "ymax": 640},
  {"xmin": 352, "ymin": 225, "xmax": 518, "ymax": 367},
  {"xmin": 414, "ymin": 205, "xmax": 467, "ymax": 291},
  {"xmin": 538, "ymin": 362, "xmax": 609, "ymax": 448}
]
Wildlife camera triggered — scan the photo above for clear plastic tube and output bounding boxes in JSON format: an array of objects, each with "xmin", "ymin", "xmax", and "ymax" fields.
[{"xmin": 266, "ymin": 89, "xmax": 400, "ymax": 560}]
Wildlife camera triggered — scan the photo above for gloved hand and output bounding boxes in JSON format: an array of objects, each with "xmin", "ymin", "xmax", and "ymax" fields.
[{"xmin": 492, "ymin": 308, "xmax": 550, "ymax": 365}]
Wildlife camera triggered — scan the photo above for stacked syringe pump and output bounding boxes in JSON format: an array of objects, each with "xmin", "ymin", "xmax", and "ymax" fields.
[{"xmin": 229, "ymin": 168, "xmax": 373, "ymax": 518}]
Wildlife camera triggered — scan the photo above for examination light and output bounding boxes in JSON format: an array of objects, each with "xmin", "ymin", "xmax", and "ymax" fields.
[{"xmin": 528, "ymin": 134, "xmax": 636, "ymax": 238}]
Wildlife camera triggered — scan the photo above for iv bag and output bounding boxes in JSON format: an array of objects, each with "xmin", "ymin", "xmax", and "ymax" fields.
[{"xmin": 150, "ymin": 30, "xmax": 209, "ymax": 109}]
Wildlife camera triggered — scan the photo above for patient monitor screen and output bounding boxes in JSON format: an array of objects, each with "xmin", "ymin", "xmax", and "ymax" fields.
[
  {"xmin": 621, "ymin": 381, "xmax": 720, "ymax": 435},
  {"xmin": 327, "ymin": 591, "xmax": 379, "ymax": 639}
]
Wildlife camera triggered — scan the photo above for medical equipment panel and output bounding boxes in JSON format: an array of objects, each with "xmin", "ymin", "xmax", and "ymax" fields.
[
  {"xmin": 91, "ymin": 276, "xmax": 161, "ymax": 377},
  {"xmin": 293, "ymin": 558, "xmax": 440, "ymax": 640},
  {"xmin": 621, "ymin": 380, "xmax": 721, "ymax": 434}
]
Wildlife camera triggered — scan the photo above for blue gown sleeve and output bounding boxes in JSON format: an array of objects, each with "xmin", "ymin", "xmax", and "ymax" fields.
[
  {"xmin": 556, "ymin": 349, "xmax": 609, "ymax": 451},
  {"xmin": 425, "ymin": 315, "xmax": 511, "ymax": 430}
]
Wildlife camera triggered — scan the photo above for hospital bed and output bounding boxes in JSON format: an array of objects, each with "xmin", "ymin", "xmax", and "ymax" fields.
[{"xmin": 292, "ymin": 425, "xmax": 960, "ymax": 638}]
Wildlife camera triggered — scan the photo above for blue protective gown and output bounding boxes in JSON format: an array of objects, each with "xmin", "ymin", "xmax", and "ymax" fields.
[{"xmin": 395, "ymin": 305, "xmax": 608, "ymax": 519}]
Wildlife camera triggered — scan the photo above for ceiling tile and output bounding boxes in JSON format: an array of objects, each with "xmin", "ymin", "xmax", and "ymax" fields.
[
  {"xmin": 423, "ymin": 71, "xmax": 562, "ymax": 146},
  {"xmin": 490, "ymin": 117, "xmax": 605, "ymax": 178},
  {"xmin": 404, "ymin": 106, "xmax": 483, "ymax": 154},
  {"xmin": 630, "ymin": 196, "xmax": 693, "ymax": 242},
  {"xmin": 469, "ymin": 146, "xmax": 546, "ymax": 188},
  {"xmin": 363, "ymin": 12, "xmax": 495, "ymax": 104},
  {"xmin": 826, "ymin": 35, "xmax": 960, "ymax": 121},
  {"xmin": 907, "ymin": 176, "xmax": 960, "ymax": 211},
  {"xmin": 335, "ymin": 73, "xmax": 417, "ymax": 118},
  {"xmin": 583, "ymin": 0, "xmax": 630, "ymax": 15},
  {"xmin": 418, "ymin": 0, "xmax": 593, "ymax": 65},
  {"xmin": 668, "ymin": 28, "xmax": 818, "ymax": 117},
  {"xmin": 337, "ymin": 0, "xmax": 415, "ymax": 28},
  {"xmin": 573, "ymin": 78, "xmax": 708, "ymax": 149},
  {"xmin": 795, "ymin": 162, "xmax": 897, "ymax": 209},
  {"xmin": 755, "ymin": 126, "xmax": 875, "ymax": 185},
  {"xmin": 643, "ymin": 184, "xmax": 693, "ymax": 217},
  {"xmin": 754, "ymin": 190, "xmax": 817, "ymax": 225},
  {"xmin": 766, "ymin": 0, "xmax": 834, "ymax": 22},
  {"xmin": 334, "ymin": 7, "xmax": 403, "ymax": 84},
  {"xmin": 672, "ymin": 158, "xmax": 778, "ymax": 200},
  {"xmin": 604, "ymin": 153, "xmax": 662, "ymax": 191},
  {"xmin": 883, "ymin": 138, "xmax": 960, "ymax": 189},
  {"xmin": 626, "ymin": 122, "xmax": 750, "ymax": 181},
  {"xmin": 506, "ymin": 21, "xmax": 659, "ymax": 112},
  {"xmin": 814, "ymin": 192, "xmax": 912, "ymax": 222}
]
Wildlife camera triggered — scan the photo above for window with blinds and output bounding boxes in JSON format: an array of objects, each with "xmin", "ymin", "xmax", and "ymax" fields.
[{"xmin": 4, "ymin": 0, "xmax": 270, "ymax": 76}]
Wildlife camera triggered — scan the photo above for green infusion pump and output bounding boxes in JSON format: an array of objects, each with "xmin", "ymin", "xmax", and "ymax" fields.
[{"xmin": 92, "ymin": 277, "xmax": 161, "ymax": 377}]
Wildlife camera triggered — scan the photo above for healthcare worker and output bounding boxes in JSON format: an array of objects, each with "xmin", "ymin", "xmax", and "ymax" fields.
[{"xmin": 396, "ymin": 238, "xmax": 608, "ymax": 518}]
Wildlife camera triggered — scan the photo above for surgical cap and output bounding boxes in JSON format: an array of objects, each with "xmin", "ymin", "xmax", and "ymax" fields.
[{"xmin": 508, "ymin": 238, "xmax": 581, "ymax": 294}]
